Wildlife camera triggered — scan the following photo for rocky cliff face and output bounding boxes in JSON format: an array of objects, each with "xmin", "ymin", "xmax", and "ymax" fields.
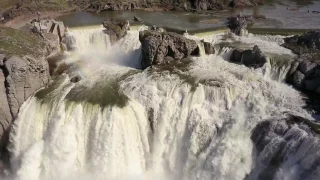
[{"xmin": 0, "ymin": 27, "xmax": 55, "ymax": 153}]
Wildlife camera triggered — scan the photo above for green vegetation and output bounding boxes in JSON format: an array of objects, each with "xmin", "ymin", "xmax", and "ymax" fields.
[
  {"xmin": 23, "ymin": 0, "xmax": 72, "ymax": 11},
  {"xmin": 65, "ymin": 70, "xmax": 138, "ymax": 108},
  {"xmin": 35, "ymin": 75, "xmax": 67, "ymax": 99},
  {"xmin": 0, "ymin": 0, "xmax": 19, "ymax": 10},
  {"xmin": 0, "ymin": 26, "xmax": 46, "ymax": 57}
]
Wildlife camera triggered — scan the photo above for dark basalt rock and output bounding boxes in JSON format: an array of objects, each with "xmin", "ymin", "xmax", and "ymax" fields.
[
  {"xmin": 203, "ymin": 41, "xmax": 215, "ymax": 55},
  {"xmin": 228, "ymin": 14, "xmax": 248, "ymax": 36},
  {"xmin": 292, "ymin": 70, "xmax": 305, "ymax": 89},
  {"xmin": 248, "ymin": 115, "xmax": 320, "ymax": 180},
  {"xmin": 139, "ymin": 30, "xmax": 199, "ymax": 69},
  {"xmin": 282, "ymin": 31, "xmax": 320, "ymax": 95},
  {"xmin": 102, "ymin": 18, "xmax": 130, "ymax": 43},
  {"xmin": 230, "ymin": 45, "xmax": 267, "ymax": 68}
]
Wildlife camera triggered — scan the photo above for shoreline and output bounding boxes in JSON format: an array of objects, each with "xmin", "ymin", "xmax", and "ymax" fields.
[{"xmin": 3, "ymin": 9, "xmax": 74, "ymax": 29}]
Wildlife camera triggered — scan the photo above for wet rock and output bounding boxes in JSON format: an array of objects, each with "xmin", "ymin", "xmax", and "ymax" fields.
[
  {"xmin": 203, "ymin": 41, "xmax": 215, "ymax": 55},
  {"xmin": 288, "ymin": 60, "xmax": 300, "ymax": 76},
  {"xmin": 292, "ymin": 71, "xmax": 305, "ymax": 89},
  {"xmin": 139, "ymin": 30, "xmax": 199, "ymax": 69},
  {"xmin": 299, "ymin": 60, "xmax": 318, "ymax": 76},
  {"xmin": 102, "ymin": 18, "xmax": 130, "ymax": 43},
  {"xmin": 283, "ymin": 32, "xmax": 320, "ymax": 95},
  {"xmin": 230, "ymin": 49, "xmax": 242, "ymax": 63},
  {"xmin": 242, "ymin": 45, "xmax": 267, "ymax": 68},
  {"xmin": 133, "ymin": 16, "xmax": 143, "ymax": 23},
  {"xmin": 228, "ymin": 14, "xmax": 248, "ymax": 36},
  {"xmin": 230, "ymin": 45, "xmax": 267, "ymax": 68},
  {"xmin": 70, "ymin": 76, "xmax": 82, "ymax": 83},
  {"xmin": 249, "ymin": 115, "xmax": 320, "ymax": 180},
  {"xmin": 296, "ymin": 31, "xmax": 320, "ymax": 49}
]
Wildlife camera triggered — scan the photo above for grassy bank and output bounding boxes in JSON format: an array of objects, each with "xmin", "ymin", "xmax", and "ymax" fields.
[{"xmin": 0, "ymin": 26, "xmax": 46, "ymax": 57}]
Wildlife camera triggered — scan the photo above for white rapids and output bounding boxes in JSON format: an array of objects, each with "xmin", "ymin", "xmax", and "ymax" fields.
[{"xmin": 6, "ymin": 26, "xmax": 314, "ymax": 180}]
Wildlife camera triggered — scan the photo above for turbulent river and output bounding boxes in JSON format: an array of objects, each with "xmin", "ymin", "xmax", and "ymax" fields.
[{"xmin": 5, "ymin": 26, "xmax": 319, "ymax": 180}]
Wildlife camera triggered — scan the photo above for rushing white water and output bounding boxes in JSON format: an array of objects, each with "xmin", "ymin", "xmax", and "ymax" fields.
[{"xmin": 7, "ymin": 27, "xmax": 314, "ymax": 180}]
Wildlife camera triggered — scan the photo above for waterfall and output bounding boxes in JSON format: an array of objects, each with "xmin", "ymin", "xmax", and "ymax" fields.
[{"xmin": 7, "ymin": 27, "xmax": 315, "ymax": 180}]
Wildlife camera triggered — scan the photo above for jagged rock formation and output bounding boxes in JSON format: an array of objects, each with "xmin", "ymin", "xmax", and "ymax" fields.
[
  {"xmin": 230, "ymin": 45, "xmax": 267, "ymax": 68},
  {"xmin": 102, "ymin": 18, "xmax": 130, "ymax": 43},
  {"xmin": 139, "ymin": 30, "xmax": 200, "ymax": 69},
  {"xmin": 248, "ymin": 115, "xmax": 320, "ymax": 180},
  {"xmin": 283, "ymin": 31, "xmax": 320, "ymax": 95},
  {"xmin": 0, "ymin": 27, "xmax": 56, "ymax": 153}
]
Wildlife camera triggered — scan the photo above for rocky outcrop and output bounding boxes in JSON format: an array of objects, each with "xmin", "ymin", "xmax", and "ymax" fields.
[
  {"xmin": 0, "ymin": 27, "xmax": 54, "ymax": 152},
  {"xmin": 283, "ymin": 31, "xmax": 320, "ymax": 95},
  {"xmin": 230, "ymin": 45, "xmax": 267, "ymax": 68},
  {"xmin": 228, "ymin": 14, "xmax": 248, "ymax": 36},
  {"xmin": 248, "ymin": 115, "xmax": 320, "ymax": 180},
  {"xmin": 102, "ymin": 18, "xmax": 130, "ymax": 43},
  {"xmin": 203, "ymin": 41, "xmax": 215, "ymax": 55},
  {"xmin": 284, "ymin": 31, "xmax": 320, "ymax": 52},
  {"xmin": 139, "ymin": 30, "xmax": 200, "ymax": 69}
]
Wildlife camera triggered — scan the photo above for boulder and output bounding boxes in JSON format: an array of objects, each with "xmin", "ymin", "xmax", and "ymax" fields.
[
  {"xmin": 292, "ymin": 70, "xmax": 305, "ymax": 89},
  {"xmin": 297, "ymin": 31, "xmax": 320, "ymax": 49},
  {"xmin": 304, "ymin": 77, "xmax": 320, "ymax": 91},
  {"xmin": 102, "ymin": 18, "xmax": 130, "ymax": 43},
  {"xmin": 230, "ymin": 49, "xmax": 243, "ymax": 63},
  {"xmin": 298, "ymin": 60, "xmax": 318, "ymax": 76},
  {"xmin": 242, "ymin": 45, "xmax": 267, "ymax": 68},
  {"xmin": 139, "ymin": 30, "xmax": 199, "ymax": 69},
  {"xmin": 228, "ymin": 14, "xmax": 248, "ymax": 36},
  {"xmin": 282, "ymin": 32, "xmax": 320, "ymax": 95},
  {"xmin": 133, "ymin": 16, "xmax": 143, "ymax": 23},
  {"xmin": 203, "ymin": 41, "xmax": 215, "ymax": 55},
  {"xmin": 230, "ymin": 45, "xmax": 267, "ymax": 68},
  {"xmin": 249, "ymin": 115, "xmax": 320, "ymax": 180}
]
